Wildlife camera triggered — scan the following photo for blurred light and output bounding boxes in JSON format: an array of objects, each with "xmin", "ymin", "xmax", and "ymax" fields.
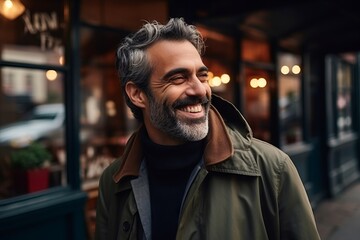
[
  {"xmin": 250, "ymin": 77, "xmax": 267, "ymax": 88},
  {"xmin": 208, "ymin": 71, "xmax": 214, "ymax": 80},
  {"xmin": 0, "ymin": 0, "xmax": 25, "ymax": 20},
  {"xmin": 281, "ymin": 65, "xmax": 290, "ymax": 75},
  {"xmin": 292, "ymin": 65, "xmax": 301, "ymax": 74},
  {"xmin": 250, "ymin": 78, "xmax": 258, "ymax": 88},
  {"xmin": 258, "ymin": 78, "xmax": 267, "ymax": 88},
  {"xmin": 208, "ymin": 72, "xmax": 230, "ymax": 88},
  {"xmin": 106, "ymin": 100, "xmax": 117, "ymax": 116},
  {"xmin": 46, "ymin": 70, "xmax": 57, "ymax": 81},
  {"xmin": 86, "ymin": 146, "xmax": 95, "ymax": 158},
  {"xmin": 59, "ymin": 56, "xmax": 64, "ymax": 65},
  {"xmin": 221, "ymin": 74, "xmax": 230, "ymax": 84},
  {"xmin": 211, "ymin": 76, "xmax": 221, "ymax": 87}
]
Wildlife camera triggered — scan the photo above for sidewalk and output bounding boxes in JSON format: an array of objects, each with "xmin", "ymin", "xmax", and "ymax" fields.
[{"xmin": 314, "ymin": 180, "xmax": 360, "ymax": 240}]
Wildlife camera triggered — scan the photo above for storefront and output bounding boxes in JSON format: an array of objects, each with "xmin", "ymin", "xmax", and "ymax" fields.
[{"xmin": 1, "ymin": 0, "xmax": 359, "ymax": 239}]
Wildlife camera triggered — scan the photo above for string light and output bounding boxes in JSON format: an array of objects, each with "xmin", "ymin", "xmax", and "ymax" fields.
[
  {"xmin": 208, "ymin": 71, "xmax": 231, "ymax": 87},
  {"xmin": 280, "ymin": 65, "xmax": 301, "ymax": 75},
  {"xmin": 250, "ymin": 77, "xmax": 267, "ymax": 88},
  {"xmin": 281, "ymin": 65, "xmax": 290, "ymax": 75}
]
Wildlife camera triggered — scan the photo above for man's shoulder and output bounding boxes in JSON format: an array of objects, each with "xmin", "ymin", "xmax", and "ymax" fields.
[
  {"xmin": 229, "ymin": 134, "xmax": 292, "ymax": 174},
  {"xmin": 99, "ymin": 157, "xmax": 123, "ymax": 181},
  {"xmin": 252, "ymin": 138, "xmax": 288, "ymax": 157}
]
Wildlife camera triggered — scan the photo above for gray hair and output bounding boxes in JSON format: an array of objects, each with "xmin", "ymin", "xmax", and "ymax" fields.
[{"xmin": 115, "ymin": 17, "xmax": 206, "ymax": 121}]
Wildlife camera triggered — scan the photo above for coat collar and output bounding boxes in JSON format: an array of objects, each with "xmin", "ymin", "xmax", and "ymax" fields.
[{"xmin": 113, "ymin": 95, "xmax": 258, "ymax": 183}]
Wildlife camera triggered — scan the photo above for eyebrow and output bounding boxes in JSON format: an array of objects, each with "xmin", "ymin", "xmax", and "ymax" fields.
[{"xmin": 161, "ymin": 66, "xmax": 209, "ymax": 80}]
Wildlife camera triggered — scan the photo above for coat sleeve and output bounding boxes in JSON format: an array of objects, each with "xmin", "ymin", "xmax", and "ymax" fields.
[{"xmin": 277, "ymin": 156, "xmax": 321, "ymax": 240}]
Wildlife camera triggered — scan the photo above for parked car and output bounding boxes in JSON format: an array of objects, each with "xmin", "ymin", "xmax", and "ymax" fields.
[{"xmin": 0, "ymin": 103, "xmax": 64, "ymax": 148}]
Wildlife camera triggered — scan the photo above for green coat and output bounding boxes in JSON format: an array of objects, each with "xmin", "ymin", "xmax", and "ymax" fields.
[{"xmin": 95, "ymin": 95, "xmax": 320, "ymax": 240}]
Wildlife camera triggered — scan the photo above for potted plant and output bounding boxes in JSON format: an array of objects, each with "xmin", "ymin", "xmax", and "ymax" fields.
[{"xmin": 10, "ymin": 142, "xmax": 52, "ymax": 194}]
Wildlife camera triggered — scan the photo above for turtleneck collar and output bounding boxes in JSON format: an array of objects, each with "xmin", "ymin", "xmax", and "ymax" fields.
[{"xmin": 141, "ymin": 129, "xmax": 205, "ymax": 172}]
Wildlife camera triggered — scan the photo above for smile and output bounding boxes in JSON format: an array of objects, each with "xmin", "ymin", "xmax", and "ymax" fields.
[{"xmin": 179, "ymin": 104, "xmax": 203, "ymax": 113}]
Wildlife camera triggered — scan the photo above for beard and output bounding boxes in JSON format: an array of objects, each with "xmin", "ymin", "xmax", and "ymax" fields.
[{"xmin": 147, "ymin": 92, "xmax": 210, "ymax": 142}]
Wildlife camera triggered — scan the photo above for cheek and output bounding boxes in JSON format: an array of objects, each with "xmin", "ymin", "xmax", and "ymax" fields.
[
  {"xmin": 161, "ymin": 86, "xmax": 186, "ymax": 101},
  {"xmin": 205, "ymin": 83, "xmax": 212, "ymax": 96}
]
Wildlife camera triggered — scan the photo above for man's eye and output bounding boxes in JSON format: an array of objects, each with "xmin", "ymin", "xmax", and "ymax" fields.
[
  {"xmin": 169, "ymin": 75, "xmax": 186, "ymax": 84},
  {"xmin": 198, "ymin": 73, "xmax": 209, "ymax": 82}
]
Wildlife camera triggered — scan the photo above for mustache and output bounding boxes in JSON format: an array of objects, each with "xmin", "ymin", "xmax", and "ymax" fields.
[{"xmin": 172, "ymin": 96, "xmax": 210, "ymax": 109}]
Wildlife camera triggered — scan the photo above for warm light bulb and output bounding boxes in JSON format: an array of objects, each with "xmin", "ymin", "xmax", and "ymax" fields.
[
  {"xmin": 258, "ymin": 78, "xmax": 267, "ymax": 88},
  {"xmin": 0, "ymin": 0, "xmax": 25, "ymax": 20},
  {"xmin": 5, "ymin": 0, "xmax": 13, "ymax": 8},
  {"xmin": 292, "ymin": 65, "xmax": 301, "ymax": 74},
  {"xmin": 208, "ymin": 71, "xmax": 214, "ymax": 79},
  {"xmin": 46, "ymin": 70, "xmax": 57, "ymax": 81},
  {"xmin": 281, "ymin": 65, "xmax": 290, "ymax": 75},
  {"xmin": 221, "ymin": 74, "xmax": 230, "ymax": 84},
  {"xmin": 250, "ymin": 78, "xmax": 258, "ymax": 88},
  {"xmin": 212, "ymin": 76, "xmax": 221, "ymax": 87}
]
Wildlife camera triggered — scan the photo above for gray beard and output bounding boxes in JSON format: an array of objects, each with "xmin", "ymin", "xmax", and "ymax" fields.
[{"xmin": 148, "ymin": 93, "xmax": 210, "ymax": 142}]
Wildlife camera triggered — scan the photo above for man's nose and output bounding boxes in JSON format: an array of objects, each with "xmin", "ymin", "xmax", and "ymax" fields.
[{"xmin": 186, "ymin": 76, "xmax": 207, "ymax": 96}]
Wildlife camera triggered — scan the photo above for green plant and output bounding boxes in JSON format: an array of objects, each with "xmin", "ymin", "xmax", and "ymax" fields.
[{"xmin": 10, "ymin": 143, "xmax": 52, "ymax": 170}]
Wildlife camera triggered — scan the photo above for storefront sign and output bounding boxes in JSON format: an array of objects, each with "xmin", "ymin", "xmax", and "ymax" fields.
[{"xmin": 22, "ymin": 10, "xmax": 63, "ymax": 50}]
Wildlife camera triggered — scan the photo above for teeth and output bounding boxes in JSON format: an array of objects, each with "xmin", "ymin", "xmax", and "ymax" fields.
[{"xmin": 180, "ymin": 104, "xmax": 202, "ymax": 113}]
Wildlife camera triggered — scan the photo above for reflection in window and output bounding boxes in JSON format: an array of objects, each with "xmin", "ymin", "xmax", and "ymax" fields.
[
  {"xmin": 243, "ymin": 67, "xmax": 271, "ymax": 142},
  {"xmin": 278, "ymin": 53, "xmax": 303, "ymax": 145},
  {"xmin": 0, "ymin": 0, "xmax": 65, "ymax": 64},
  {"xmin": 0, "ymin": 67, "xmax": 66, "ymax": 199},
  {"xmin": 336, "ymin": 60, "xmax": 353, "ymax": 135},
  {"xmin": 79, "ymin": 27, "xmax": 138, "ymax": 190}
]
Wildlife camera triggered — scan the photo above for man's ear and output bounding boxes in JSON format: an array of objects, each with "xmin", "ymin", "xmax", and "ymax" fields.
[{"xmin": 125, "ymin": 82, "xmax": 147, "ymax": 108}]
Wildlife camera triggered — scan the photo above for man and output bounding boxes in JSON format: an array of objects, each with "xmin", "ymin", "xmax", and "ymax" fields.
[{"xmin": 95, "ymin": 18, "xmax": 320, "ymax": 240}]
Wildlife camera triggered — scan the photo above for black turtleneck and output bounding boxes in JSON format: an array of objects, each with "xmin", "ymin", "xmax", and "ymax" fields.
[{"xmin": 141, "ymin": 130, "xmax": 205, "ymax": 240}]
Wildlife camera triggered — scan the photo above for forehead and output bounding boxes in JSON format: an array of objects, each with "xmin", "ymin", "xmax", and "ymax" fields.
[{"xmin": 146, "ymin": 40, "xmax": 204, "ymax": 74}]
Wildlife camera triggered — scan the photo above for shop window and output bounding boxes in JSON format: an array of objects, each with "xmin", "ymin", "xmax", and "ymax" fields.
[
  {"xmin": 200, "ymin": 27, "xmax": 235, "ymax": 103},
  {"xmin": 0, "ymin": 0, "xmax": 67, "ymax": 199},
  {"xmin": 278, "ymin": 52, "xmax": 303, "ymax": 145},
  {"xmin": 325, "ymin": 54, "xmax": 356, "ymax": 138},
  {"xmin": 79, "ymin": 26, "xmax": 138, "ymax": 190},
  {"xmin": 335, "ymin": 58, "xmax": 354, "ymax": 136},
  {"xmin": 0, "ymin": 67, "xmax": 66, "ymax": 199},
  {"xmin": 243, "ymin": 67, "xmax": 272, "ymax": 142},
  {"xmin": 240, "ymin": 38, "xmax": 274, "ymax": 142}
]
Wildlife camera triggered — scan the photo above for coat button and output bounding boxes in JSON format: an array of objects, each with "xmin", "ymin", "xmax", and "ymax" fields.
[{"xmin": 123, "ymin": 221, "xmax": 130, "ymax": 232}]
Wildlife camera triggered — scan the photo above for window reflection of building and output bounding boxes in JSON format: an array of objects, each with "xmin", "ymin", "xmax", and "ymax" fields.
[
  {"xmin": 85, "ymin": 88, "xmax": 102, "ymax": 125},
  {"xmin": 244, "ymin": 68, "xmax": 271, "ymax": 142},
  {"xmin": 336, "ymin": 58, "xmax": 353, "ymax": 136},
  {"xmin": 0, "ymin": 45, "xmax": 65, "ymax": 198},
  {"xmin": 241, "ymin": 39, "xmax": 272, "ymax": 142},
  {"xmin": 278, "ymin": 53, "xmax": 303, "ymax": 145},
  {"xmin": 199, "ymin": 26, "xmax": 235, "ymax": 103},
  {"xmin": 79, "ymin": 28, "xmax": 136, "ymax": 188},
  {"xmin": 2, "ymin": 46, "xmax": 60, "ymax": 103}
]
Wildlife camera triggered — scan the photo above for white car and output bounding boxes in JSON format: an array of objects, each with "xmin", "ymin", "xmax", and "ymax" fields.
[{"xmin": 0, "ymin": 103, "xmax": 65, "ymax": 147}]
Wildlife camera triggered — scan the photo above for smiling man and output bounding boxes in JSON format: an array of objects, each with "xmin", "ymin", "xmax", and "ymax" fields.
[
  {"xmin": 95, "ymin": 18, "xmax": 320, "ymax": 240},
  {"xmin": 138, "ymin": 40, "xmax": 211, "ymax": 144}
]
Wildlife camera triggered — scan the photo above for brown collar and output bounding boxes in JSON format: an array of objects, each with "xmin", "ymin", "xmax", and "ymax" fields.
[{"xmin": 113, "ymin": 105, "xmax": 234, "ymax": 183}]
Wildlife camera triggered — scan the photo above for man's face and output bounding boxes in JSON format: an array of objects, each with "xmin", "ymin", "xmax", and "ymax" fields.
[{"xmin": 143, "ymin": 40, "xmax": 212, "ymax": 145}]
